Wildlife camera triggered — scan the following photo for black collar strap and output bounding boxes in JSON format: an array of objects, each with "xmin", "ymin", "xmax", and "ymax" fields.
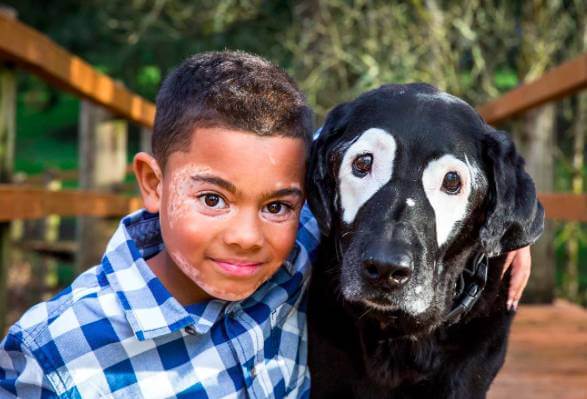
[{"xmin": 444, "ymin": 253, "xmax": 489, "ymax": 326}]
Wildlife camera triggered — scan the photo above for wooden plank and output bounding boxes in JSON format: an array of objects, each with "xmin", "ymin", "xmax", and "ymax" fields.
[
  {"xmin": 22, "ymin": 165, "xmax": 135, "ymax": 185},
  {"xmin": 478, "ymin": 53, "xmax": 587, "ymax": 125},
  {"xmin": 0, "ymin": 61, "xmax": 15, "ymax": 336},
  {"xmin": 518, "ymin": 105, "xmax": 556, "ymax": 303},
  {"xmin": 76, "ymin": 101, "xmax": 129, "ymax": 272},
  {"xmin": 0, "ymin": 185, "xmax": 142, "ymax": 221},
  {"xmin": 78, "ymin": 101, "xmax": 128, "ymax": 189},
  {"xmin": 489, "ymin": 301, "xmax": 587, "ymax": 399},
  {"xmin": 0, "ymin": 14, "xmax": 155, "ymax": 128},
  {"xmin": 140, "ymin": 127, "xmax": 152, "ymax": 153},
  {"xmin": 538, "ymin": 193, "xmax": 587, "ymax": 223},
  {"xmin": 0, "ymin": 187, "xmax": 584, "ymax": 223}
]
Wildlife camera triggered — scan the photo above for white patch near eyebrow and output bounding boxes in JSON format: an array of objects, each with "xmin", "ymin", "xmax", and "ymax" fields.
[
  {"xmin": 338, "ymin": 128, "xmax": 397, "ymax": 223},
  {"xmin": 422, "ymin": 154, "xmax": 473, "ymax": 247},
  {"xmin": 406, "ymin": 198, "xmax": 416, "ymax": 207}
]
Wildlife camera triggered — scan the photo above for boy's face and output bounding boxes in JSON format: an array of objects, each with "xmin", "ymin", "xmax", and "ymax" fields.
[{"xmin": 144, "ymin": 127, "xmax": 306, "ymax": 302}]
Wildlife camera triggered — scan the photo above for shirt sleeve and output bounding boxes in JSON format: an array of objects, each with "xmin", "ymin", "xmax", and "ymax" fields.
[{"xmin": 0, "ymin": 330, "xmax": 57, "ymax": 398}]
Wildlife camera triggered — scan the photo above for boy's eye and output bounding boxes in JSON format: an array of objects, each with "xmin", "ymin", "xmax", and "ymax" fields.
[
  {"xmin": 262, "ymin": 201, "xmax": 294, "ymax": 219},
  {"xmin": 266, "ymin": 202, "xmax": 283, "ymax": 214},
  {"xmin": 198, "ymin": 194, "xmax": 227, "ymax": 209}
]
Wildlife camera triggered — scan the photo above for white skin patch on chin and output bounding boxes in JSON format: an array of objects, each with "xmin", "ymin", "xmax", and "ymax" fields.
[
  {"xmin": 170, "ymin": 251, "xmax": 264, "ymax": 301},
  {"xmin": 422, "ymin": 154, "xmax": 474, "ymax": 248},
  {"xmin": 338, "ymin": 128, "xmax": 397, "ymax": 224}
]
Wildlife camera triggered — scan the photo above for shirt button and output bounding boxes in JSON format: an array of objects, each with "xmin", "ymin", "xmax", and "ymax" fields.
[
  {"xmin": 250, "ymin": 366, "xmax": 257, "ymax": 379},
  {"xmin": 185, "ymin": 325, "xmax": 197, "ymax": 335}
]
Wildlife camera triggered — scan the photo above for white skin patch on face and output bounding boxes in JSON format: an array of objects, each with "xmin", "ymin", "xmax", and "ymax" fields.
[
  {"xmin": 406, "ymin": 198, "xmax": 416, "ymax": 207},
  {"xmin": 166, "ymin": 164, "xmax": 214, "ymax": 228},
  {"xmin": 170, "ymin": 249, "xmax": 266, "ymax": 302},
  {"xmin": 422, "ymin": 154, "xmax": 474, "ymax": 248},
  {"xmin": 338, "ymin": 128, "xmax": 397, "ymax": 224}
]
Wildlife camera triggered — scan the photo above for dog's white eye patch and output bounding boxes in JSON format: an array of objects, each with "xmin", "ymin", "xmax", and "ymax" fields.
[
  {"xmin": 338, "ymin": 128, "xmax": 397, "ymax": 223},
  {"xmin": 422, "ymin": 154, "xmax": 473, "ymax": 247}
]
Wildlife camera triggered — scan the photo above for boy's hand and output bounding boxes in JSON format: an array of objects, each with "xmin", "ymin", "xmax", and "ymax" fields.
[{"xmin": 501, "ymin": 246, "xmax": 532, "ymax": 311}]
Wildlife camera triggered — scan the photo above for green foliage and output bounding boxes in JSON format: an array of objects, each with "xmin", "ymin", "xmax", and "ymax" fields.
[
  {"xmin": 494, "ymin": 69, "xmax": 519, "ymax": 91},
  {"xmin": 14, "ymin": 75, "xmax": 79, "ymax": 174}
]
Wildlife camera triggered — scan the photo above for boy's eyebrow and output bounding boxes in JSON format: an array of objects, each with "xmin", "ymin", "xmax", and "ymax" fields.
[
  {"xmin": 191, "ymin": 174, "xmax": 237, "ymax": 194},
  {"xmin": 261, "ymin": 188, "xmax": 303, "ymax": 201},
  {"xmin": 190, "ymin": 174, "xmax": 303, "ymax": 200}
]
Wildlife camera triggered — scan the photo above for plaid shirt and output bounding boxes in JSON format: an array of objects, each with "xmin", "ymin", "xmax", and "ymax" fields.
[{"xmin": 0, "ymin": 206, "xmax": 320, "ymax": 398}]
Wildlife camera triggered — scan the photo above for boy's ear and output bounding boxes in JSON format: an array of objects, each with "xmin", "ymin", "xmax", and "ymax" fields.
[{"xmin": 133, "ymin": 152, "xmax": 163, "ymax": 213}]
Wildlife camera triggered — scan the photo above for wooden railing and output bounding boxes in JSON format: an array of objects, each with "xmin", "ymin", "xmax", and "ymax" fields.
[
  {"xmin": 0, "ymin": 7, "xmax": 586, "ymax": 333},
  {"xmin": 478, "ymin": 53, "xmax": 587, "ymax": 125},
  {"xmin": 0, "ymin": 14, "xmax": 155, "ymax": 127},
  {"xmin": 0, "ymin": 14, "xmax": 585, "ymax": 222}
]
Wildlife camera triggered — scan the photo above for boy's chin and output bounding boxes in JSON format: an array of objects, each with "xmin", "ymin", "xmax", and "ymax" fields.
[{"xmin": 195, "ymin": 277, "xmax": 264, "ymax": 302}]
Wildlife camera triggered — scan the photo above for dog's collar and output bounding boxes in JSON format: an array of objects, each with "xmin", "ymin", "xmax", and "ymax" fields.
[{"xmin": 444, "ymin": 252, "xmax": 489, "ymax": 326}]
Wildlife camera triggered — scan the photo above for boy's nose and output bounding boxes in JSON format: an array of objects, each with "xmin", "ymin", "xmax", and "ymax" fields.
[{"xmin": 223, "ymin": 209, "xmax": 264, "ymax": 250}]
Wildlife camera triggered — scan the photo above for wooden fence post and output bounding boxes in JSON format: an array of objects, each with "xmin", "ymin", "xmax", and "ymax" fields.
[
  {"xmin": 515, "ymin": 104, "xmax": 556, "ymax": 303},
  {"xmin": 140, "ymin": 127, "xmax": 152, "ymax": 153},
  {"xmin": 0, "ymin": 62, "xmax": 16, "ymax": 333},
  {"xmin": 75, "ymin": 100, "xmax": 127, "ymax": 274}
]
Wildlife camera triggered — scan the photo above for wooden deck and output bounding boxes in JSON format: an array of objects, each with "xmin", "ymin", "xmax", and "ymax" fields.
[{"xmin": 489, "ymin": 300, "xmax": 587, "ymax": 399}]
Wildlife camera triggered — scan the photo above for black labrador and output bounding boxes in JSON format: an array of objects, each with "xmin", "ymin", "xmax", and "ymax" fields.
[{"xmin": 306, "ymin": 83, "xmax": 544, "ymax": 399}]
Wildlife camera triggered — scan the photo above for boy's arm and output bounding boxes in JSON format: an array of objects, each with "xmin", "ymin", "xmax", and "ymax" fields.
[{"xmin": 0, "ymin": 331, "xmax": 57, "ymax": 398}]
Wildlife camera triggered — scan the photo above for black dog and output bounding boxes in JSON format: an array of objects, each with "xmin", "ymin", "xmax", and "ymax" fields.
[{"xmin": 306, "ymin": 83, "xmax": 544, "ymax": 399}]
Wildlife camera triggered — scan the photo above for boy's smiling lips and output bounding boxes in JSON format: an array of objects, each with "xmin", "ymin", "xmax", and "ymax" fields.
[{"xmin": 209, "ymin": 257, "xmax": 266, "ymax": 277}]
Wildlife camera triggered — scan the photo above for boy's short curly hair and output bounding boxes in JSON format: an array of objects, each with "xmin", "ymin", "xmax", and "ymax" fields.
[{"xmin": 152, "ymin": 50, "xmax": 313, "ymax": 171}]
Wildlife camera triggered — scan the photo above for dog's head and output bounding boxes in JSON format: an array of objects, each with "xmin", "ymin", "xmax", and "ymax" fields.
[{"xmin": 307, "ymin": 83, "xmax": 544, "ymax": 334}]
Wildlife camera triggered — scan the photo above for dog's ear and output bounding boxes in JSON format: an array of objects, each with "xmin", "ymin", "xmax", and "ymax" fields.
[
  {"xmin": 306, "ymin": 102, "xmax": 352, "ymax": 236},
  {"xmin": 479, "ymin": 127, "xmax": 545, "ymax": 256}
]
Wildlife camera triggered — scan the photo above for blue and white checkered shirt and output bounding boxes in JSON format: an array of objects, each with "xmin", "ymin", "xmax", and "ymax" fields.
[{"xmin": 0, "ymin": 206, "xmax": 320, "ymax": 398}]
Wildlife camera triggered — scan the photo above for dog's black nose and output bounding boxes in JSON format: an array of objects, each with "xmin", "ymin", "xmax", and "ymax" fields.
[{"xmin": 362, "ymin": 251, "xmax": 413, "ymax": 289}]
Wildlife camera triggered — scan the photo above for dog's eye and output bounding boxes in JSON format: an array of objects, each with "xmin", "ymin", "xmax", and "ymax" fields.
[
  {"xmin": 442, "ymin": 172, "xmax": 461, "ymax": 194},
  {"xmin": 352, "ymin": 154, "xmax": 373, "ymax": 177}
]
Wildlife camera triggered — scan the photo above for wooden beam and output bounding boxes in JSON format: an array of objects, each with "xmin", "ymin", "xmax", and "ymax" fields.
[
  {"xmin": 0, "ymin": 59, "xmax": 16, "ymax": 336},
  {"xmin": 0, "ymin": 186, "xmax": 584, "ymax": 223},
  {"xmin": 0, "ymin": 186, "xmax": 142, "ymax": 221},
  {"xmin": 538, "ymin": 193, "xmax": 587, "ymax": 223},
  {"xmin": 0, "ymin": 14, "xmax": 155, "ymax": 128},
  {"xmin": 478, "ymin": 53, "xmax": 587, "ymax": 125}
]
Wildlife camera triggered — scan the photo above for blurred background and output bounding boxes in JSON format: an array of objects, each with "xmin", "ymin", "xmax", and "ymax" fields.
[{"xmin": 0, "ymin": 1, "xmax": 586, "ymax": 397}]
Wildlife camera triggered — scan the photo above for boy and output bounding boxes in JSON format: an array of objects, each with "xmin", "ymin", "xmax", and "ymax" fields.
[
  {"xmin": 0, "ymin": 51, "xmax": 319, "ymax": 398},
  {"xmin": 1, "ymin": 51, "xmax": 531, "ymax": 398}
]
